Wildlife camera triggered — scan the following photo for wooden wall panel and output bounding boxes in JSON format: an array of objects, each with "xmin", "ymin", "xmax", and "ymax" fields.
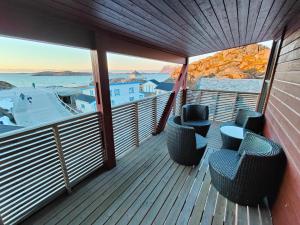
[{"xmin": 264, "ymin": 28, "xmax": 300, "ymax": 225}]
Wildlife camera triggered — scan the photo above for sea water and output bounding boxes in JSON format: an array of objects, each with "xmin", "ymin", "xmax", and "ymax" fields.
[{"xmin": 0, "ymin": 73, "xmax": 170, "ymax": 88}]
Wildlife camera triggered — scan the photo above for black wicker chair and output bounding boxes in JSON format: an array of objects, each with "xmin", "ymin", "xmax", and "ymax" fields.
[
  {"xmin": 166, "ymin": 116, "xmax": 207, "ymax": 166},
  {"xmin": 209, "ymin": 132, "xmax": 286, "ymax": 206},
  {"xmin": 221, "ymin": 109, "xmax": 264, "ymax": 134},
  {"xmin": 181, "ymin": 104, "xmax": 211, "ymax": 137}
]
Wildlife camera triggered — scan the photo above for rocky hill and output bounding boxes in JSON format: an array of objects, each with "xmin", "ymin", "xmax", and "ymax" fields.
[
  {"xmin": 0, "ymin": 81, "xmax": 15, "ymax": 90},
  {"xmin": 171, "ymin": 44, "xmax": 270, "ymax": 81}
]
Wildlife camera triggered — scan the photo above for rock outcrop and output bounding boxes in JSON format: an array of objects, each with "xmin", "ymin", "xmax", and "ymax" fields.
[
  {"xmin": 0, "ymin": 81, "xmax": 15, "ymax": 90},
  {"xmin": 172, "ymin": 44, "xmax": 270, "ymax": 80}
]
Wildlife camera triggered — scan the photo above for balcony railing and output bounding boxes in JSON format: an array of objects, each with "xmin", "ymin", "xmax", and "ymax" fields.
[
  {"xmin": 186, "ymin": 89, "xmax": 259, "ymax": 122},
  {"xmin": 0, "ymin": 89, "xmax": 259, "ymax": 225}
]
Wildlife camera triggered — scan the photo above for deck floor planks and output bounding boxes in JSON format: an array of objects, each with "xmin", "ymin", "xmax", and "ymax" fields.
[
  {"xmin": 27, "ymin": 134, "xmax": 166, "ymax": 225},
  {"xmin": 140, "ymin": 167, "xmax": 191, "ymax": 225},
  {"xmin": 212, "ymin": 193, "xmax": 227, "ymax": 225},
  {"xmin": 23, "ymin": 123, "xmax": 273, "ymax": 225},
  {"xmin": 60, "ymin": 151, "xmax": 166, "ymax": 225},
  {"xmin": 89, "ymin": 153, "xmax": 170, "ymax": 225},
  {"xmin": 82, "ymin": 152, "xmax": 170, "ymax": 225}
]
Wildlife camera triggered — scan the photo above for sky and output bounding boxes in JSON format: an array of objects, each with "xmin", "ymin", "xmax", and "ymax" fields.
[{"xmin": 0, "ymin": 36, "xmax": 273, "ymax": 73}]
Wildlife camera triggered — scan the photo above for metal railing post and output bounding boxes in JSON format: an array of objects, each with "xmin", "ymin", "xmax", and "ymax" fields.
[
  {"xmin": 52, "ymin": 125, "xmax": 72, "ymax": 193},
  {"xmin": 0, "ymin": 215, "xmax": 4, "ymax": 225},
  {"xmin": 134, "ymin": 102, "xmax": 140, "ymax": 147}
]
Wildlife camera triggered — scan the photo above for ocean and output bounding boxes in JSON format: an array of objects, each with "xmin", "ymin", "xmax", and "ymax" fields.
[{"xmin": 0, "ymin": 72, "xmax": 170, "ymax": 88}]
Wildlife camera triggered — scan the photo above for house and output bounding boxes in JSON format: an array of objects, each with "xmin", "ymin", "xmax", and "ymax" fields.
[
  {"xmin": 142, "ymin": 79, "xmax": 160, "ymax": 93},
  {"xmin": 155, "ymin": 82, "xmax": 174, "ymax": 94},
  {"xmin": 81, "ymin": 82, "xmax": 145, "ymax": 106},
  {"xmin": 75, "ymin": 94, "xmax": 96, "ymax": 113},
  {"xmin": 110, "ymin": 81, "xmax": 144, "ymax": 106}
]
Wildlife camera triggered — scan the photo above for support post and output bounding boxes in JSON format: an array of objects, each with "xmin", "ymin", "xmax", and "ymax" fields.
[
  {"xmin": 0, "ymin": 215, "xmax": 4, "ymax": 225},
  {"xmin": 91, "ymin": 33, "xmax": 116, "ymax": 169},
  {"xmin": 154, "ymin": 58, "xmax": 189, "ymax": 134},
  {"xmin": 52, "ymin": 125, "xmax": 72, "ymax": 193},
  {"xmin": 181, "ymin": 63, "xmax": 188, "ymax": 107}
]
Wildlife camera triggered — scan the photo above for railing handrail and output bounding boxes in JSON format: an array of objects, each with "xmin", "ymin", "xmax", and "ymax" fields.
[
  {"xmin": 0, "ymin": 111, "xmax": 100, "ymax": 138},
  {"xmin": 111, "ymin": 92, "xmax": 171, "ymax": 110},
  {"xmin": 189, "ymin": 88, "xmax": 260, "ymax": 95}
]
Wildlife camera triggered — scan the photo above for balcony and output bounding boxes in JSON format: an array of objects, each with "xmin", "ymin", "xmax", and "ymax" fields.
[{"xmin": 0, "ymin": 90, "xmax": 264, "ymax": 225}]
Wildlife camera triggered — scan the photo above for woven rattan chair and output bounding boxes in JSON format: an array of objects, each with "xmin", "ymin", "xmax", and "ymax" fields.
[
  {"xmin": 166, "ymin": 116, "xmax": 207, "ymax": 166},
  {"xmin": 209, "ymin": 132, "xmax": 285, "ymax": 206},
  {"xmin": 221, "ymin": 109, "xmax": 264, "ymax": 134},
  {"xmin": 181, "ymin": 104, "xmax": 211, "ymax": 137}
]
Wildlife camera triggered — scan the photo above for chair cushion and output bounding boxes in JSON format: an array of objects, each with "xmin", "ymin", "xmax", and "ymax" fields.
[
  {"xmin": 209, "ymin": 150, "xmax": 240, "ymax": 179},
  {"xmin": 195, "ymin": 134, "xmax": 207, "ymax": 150}
]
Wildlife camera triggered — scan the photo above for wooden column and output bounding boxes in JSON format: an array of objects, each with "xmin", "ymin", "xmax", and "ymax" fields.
[
  {"xmin": 181, "ymin": 61, "xmax": 188, "ymax": 107},
  {"xmin": 154, "ymin": 58, "xmax": 189, "ymax": 134},
  {"xmin": 91, "ymin": 33, "xmax": 116, "ymax": 169}
]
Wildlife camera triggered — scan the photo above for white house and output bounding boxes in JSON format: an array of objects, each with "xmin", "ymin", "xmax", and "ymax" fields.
[
  {"xmin": 142, "ymin": 79, "xmax": 160, "ymax": 93},
  {"xmin": 81, "ymin": 81, "xmax": 144, "ymax": 107},
  {"xmin": 75, "ymin": 94, "xmax": 96, "ymax": 113},
  {"xmin": 109, "ymin": 81, "xmax": 144, "ymax": 106}
]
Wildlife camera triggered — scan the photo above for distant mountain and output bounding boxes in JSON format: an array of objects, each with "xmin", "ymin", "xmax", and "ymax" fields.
[
  {"xmin": 172, "ymin": 44, "xmax": 270, "ymax": 81},
  {"xmin": 32, "ymin": 71, "xmax": 91, "ymax": 76},
  {"xmin": 0, "ymin": 81, "xmax": 15, "ymax": 90},
  {"xmin": 160, "ymin": 65, "xmax": 176, "ymax": 74}
]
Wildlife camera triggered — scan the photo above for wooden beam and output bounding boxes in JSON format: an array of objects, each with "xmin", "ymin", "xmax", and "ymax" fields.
[
  {"xmin": 91, "ymin": 33, "xmax": 116, "ymax": 169},
  {"xmin": 99, "ymin": 30, "xmax": 186, "ymax": 64},
  {"xmin": 262, "ymin": 28, "xmax": 286, "ymax": 114},
  {"xmin": 154, "ymin": 58, "xmax": 189, "ymax": 134}
]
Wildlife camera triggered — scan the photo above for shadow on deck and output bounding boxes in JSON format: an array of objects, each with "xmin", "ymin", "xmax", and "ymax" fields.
[{"xmin": 23, "ymin": 123, "xmax": 272, "ymax": 225}]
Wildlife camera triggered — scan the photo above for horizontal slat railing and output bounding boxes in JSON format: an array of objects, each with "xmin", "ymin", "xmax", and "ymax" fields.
[
  {"xmin": 186, "ymin": 89, "xmax": 259, "ymax": 122},
  {"xmin": 0, "ymin": 88, "xmax": 259, "ymax": 224},
  {"xmin": 0, "ymin": 112, "xmax": 105, "ymax": 225},
  {"xmin": 111, "ymin": 92, "xmax": 172, "ymax": 158}
]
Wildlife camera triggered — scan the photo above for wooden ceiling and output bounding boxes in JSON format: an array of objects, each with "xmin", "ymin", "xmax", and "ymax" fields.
[{"xmin": 4, "ymin": 0, "xmax": 300, "ymax": 57}]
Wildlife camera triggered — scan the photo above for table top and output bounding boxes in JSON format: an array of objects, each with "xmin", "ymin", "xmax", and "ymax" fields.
[{"xmin": 220, "ymin": 125, "xmax": 244, "ymax": 139}]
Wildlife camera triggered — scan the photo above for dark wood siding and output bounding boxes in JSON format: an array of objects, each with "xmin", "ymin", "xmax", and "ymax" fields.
[
  {"xmin": 264, "ymin": 29, "xmax": 300, "ymax": 225},
  {"xmin": 3, "ymin": 0, "xmax": 300, "ymax": 57}
]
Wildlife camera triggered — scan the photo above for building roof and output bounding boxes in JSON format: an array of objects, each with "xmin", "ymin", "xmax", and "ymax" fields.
[
  {"xmin": 155, "ymin": 82, "xmax": 174, "ymax": 91},
  {"xmin": 197, "ymin": 78, "xmax": 263, "ymax": 93},
  {"xmin": 76, "ymin": 94, "xmax": 96, "ymax": 103},
  {"xmin": 148, "ymin": 79, "xmax": 160, "ymax": 85}
]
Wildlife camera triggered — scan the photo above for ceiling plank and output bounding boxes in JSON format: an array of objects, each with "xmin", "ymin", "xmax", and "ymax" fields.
[
  {"xmin": 223, "ymin": 0, "xmax": 240, "ymax": 47},
  {"xmin": 163, "ymin": 0, "xmax": 224, "ymax": 50},
  {"xmin": 246, "ymin": 0, "xmax": 263, "ymax": 44},
  {"xmin": 260, "ymin": 0, "xmax": 298, "ymax": 41},
  {"xmin": 237, "ymin": 0, "xmax": 250, "ymax": 45},
  {"xmin": 251, "ymin": 0, "xmax": 275, "ymax": 43},
  {"xmin": 208, "ymin": 0, "xmax": 235, "ymax": 47},
  {"xmin": 180, "ymin": 0, "xmax": 229, "ymax": 46}
]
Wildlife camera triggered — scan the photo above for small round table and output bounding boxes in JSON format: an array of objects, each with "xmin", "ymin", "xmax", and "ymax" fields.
[{"xmin": 220, "ymin": 125, "xmax": 245, "ymax": 150}]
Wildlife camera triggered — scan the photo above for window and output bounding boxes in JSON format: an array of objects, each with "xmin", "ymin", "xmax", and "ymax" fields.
[
  {"xmin": 129, "ymin": 97, "xmax": 134, "ymax": 101},
  {"xmin": 129, "ymin": 87, "xmax": 134, "ymax": 93},
  {"xmin": 89, "ymin": 90, "xmax": 94, "ymax": 96},
  {"xmin": 111, "ymin": 100, "xmax": 115, "ymax": 106},
  {"xmin": 114, "ymin": 89, "xmax": 120, "ymax": 96}
]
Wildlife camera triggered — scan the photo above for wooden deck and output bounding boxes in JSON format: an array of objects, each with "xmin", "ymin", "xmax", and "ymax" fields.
[{"xmin": 23, "ymin": 124, "xmax": 272, "ymax": 225}]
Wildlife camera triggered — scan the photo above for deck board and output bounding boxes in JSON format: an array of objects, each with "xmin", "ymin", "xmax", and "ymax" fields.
[{"xmin": 22, "ymin": 123, "xmax": 273, "ymax": 225}]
